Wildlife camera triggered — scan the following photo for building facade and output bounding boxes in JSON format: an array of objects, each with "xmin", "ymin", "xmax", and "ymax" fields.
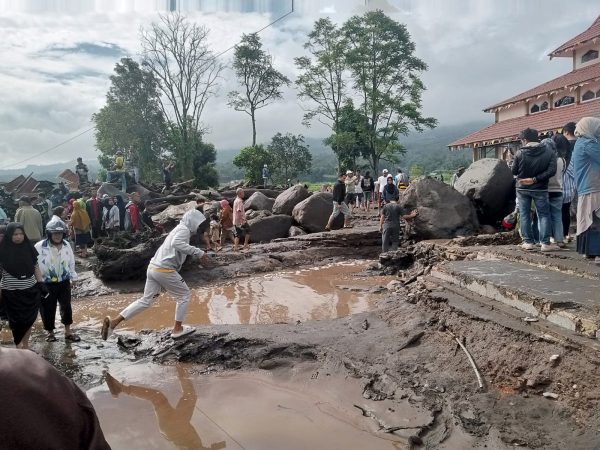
[{"xmin": 449, "ymin": 16, "xmax": 600, "ymax": 162}]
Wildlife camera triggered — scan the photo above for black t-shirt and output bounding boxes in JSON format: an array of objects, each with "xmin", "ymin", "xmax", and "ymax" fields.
[{"xmin": 381, "ymin": 203, "xmax": 404, "ymax": 228}]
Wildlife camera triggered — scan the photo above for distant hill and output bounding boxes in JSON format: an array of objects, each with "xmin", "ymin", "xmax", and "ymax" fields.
[
  {"xmin": 216, "ymin": 121, "xmax": 488, "ymax": 182},
  {"xmin": 0, "ymin": 160, "xmax": 100, "ymax": 183},
  {"xmin": 0, "ymin": 121, "xmax": 489, "ymax": 185}
]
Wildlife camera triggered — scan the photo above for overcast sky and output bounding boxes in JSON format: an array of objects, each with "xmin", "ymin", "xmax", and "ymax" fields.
[{"xmin": 0, "ymin": 0, "xmax": 598, "ymax": 168}]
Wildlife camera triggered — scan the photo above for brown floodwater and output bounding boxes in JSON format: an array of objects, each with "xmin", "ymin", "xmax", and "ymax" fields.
[
  {"xmin": 89, "ymin": 363, "xmax": 428, "ymax": 450},
  {"xmin": 73, "ymin": 261, "xmax": 392, "ymax": 332}
]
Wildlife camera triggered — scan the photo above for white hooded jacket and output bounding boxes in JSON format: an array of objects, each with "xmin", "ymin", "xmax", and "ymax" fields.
[{"xmin": 150, "ymin": 209, "xmax": 205, "ymax": 271}]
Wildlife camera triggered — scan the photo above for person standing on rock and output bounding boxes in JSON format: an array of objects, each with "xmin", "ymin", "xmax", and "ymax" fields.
[
  {"xmin": 377, "ymin": 169, "xmax": 389, "ymax": 208},
  {"xmin": 361, "ymin": 171, "xmax": 375, "ymax": 212},
  {"xmin": 572, "ymin": 117, "xmax": 600, "ymax": 265},
  {"xmin": 233, "ymin": 188, "xmax": 251, "ymax": 252},
  {"xmin": 512, "ymin": 128, "xmax": 558, "ymax": 252},
  {"xmin": 325, "ymin": 173, "xmax": 352, "ymax": 231},
  {"xmin": 344, "ymin": 170, "xmax": 357, "ymax": 212},
  {"xmin": 101, "ymin": 209, "xmax": 209, "ymax": 341},
  {"xmin": 379, "ymin": 196, "xmax": 418, "ymax": 252}
]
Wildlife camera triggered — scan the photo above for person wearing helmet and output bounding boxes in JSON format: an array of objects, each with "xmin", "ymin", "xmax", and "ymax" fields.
[
  {"xmin": 101, "ymin": 209, "xmax": 209, "ymax": 341},
  {"xmin": 35, "ymin": 220, "xmax": 79, "ymax": 342}
]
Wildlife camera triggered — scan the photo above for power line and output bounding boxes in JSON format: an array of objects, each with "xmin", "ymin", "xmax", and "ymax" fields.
[
  {"xmin": 2, "ymin": 126, "xmax": 95, "ymax": 170},
  {"xmin": 213, "ymin": 0, "xmax": 295, "ymax": 60},
  {"xmin": 2, "ymin": 2, "xmax": 295, "ymax": 171}
]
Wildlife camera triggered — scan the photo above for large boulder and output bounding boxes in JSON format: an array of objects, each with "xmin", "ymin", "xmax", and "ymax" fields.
[
  {"xmin": 151, "ymin": 201, "xmax": 197, "ymax": 226},
  {"xmin": 292, "ymin": 192, "xmax": 344, "ymax": 232},
  {"xmin": 248, "ymin": 214, "xmax": 293, "ymax": 243},
  {"xmin": 246, "ymin": 209, "xmax": 272, "ymax": 221},
  {"xmin": 272, "ymin": 185, "xmax": 311, "ymax": 216},
  {"xmin": 97, "ymin": 182, "xmax": 127, "ymax": 200},
  {"xmin": 199, "ymin": 189, "xmax": 222, "ymax": 201},
  {"xmin": 454, "ymin": 158, "xmax": 514, "ymax": 225},
  {"xmin": 400, "ymin": 178, "xmax": 479, "ymax": 239},
  {"xmin": 244, "ymin": 192, "xmax": 275, "ymax": 211}
]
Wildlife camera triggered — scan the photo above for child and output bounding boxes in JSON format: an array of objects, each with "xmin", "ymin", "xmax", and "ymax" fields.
[{"xmin": 209, "ymin": 214, "xmax": 221, "ymax": 252}]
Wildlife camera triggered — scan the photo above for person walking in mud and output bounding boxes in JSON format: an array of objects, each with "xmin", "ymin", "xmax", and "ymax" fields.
[
  {"xmin": 0, "ymin": 223, "xmax": 45, "ymax": 350},
  {"xmin": 35, "ymin": 220, "xmax": 80, "ymax": 343},
  {"xmin": 104, "ymin": 366, "xmax": 225, "ymax": 450},
  {"xmin": 101, "ymin": 209, "xmax": 209, "ymax": 341},
  {"xmin": 233, "ymin": 188, "xmax": 251, "ymax": 252},
  {"xmin": 379, "ymin": 195, "xmax": 418, "ymax": 252}
]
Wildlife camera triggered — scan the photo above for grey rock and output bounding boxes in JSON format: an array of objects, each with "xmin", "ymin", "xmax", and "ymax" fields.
[
  {"xmin": 248, "ymin": 214, "xmax": 293, "ymax": 243},
  {"xmin": 199, "ymin": 189, "xmax": 222, "ymax": 200},
  {"xmin": 272, "ymin": 185, "xmax": 311, "ymax": 215},
  {"xmin": 97, "ymin": 182, "xmax": 127, "ymax": 200},
  {"xmin": 244, "ymin": 191, "xmax": 275, "ymax": 211},
  {"xmin": 400, "ymin": 178, "xmax": 480, "ymax": 239},
  {"xmin": 151, "ymin": 200, "xmax": 197, "ymax": 226},
  {"xmin": 246, "ymin": 209, "xmax": 272, "ymax": 221},
  {"xmin": 292, "ymin": 192, "xmax": 343, "ymax": 232},
  {"xmin": 288, "ymin": 225, "xmax": 307, "ymax": 237},
  {"xmin": 454, "ymin": 158, "xmax": 514, "ymax": 225}
]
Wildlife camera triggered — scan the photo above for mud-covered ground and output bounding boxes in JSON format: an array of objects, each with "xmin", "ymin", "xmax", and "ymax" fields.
[{"xmin": 15, "ymin": 210, "xmax": 600, "ymax": 450}]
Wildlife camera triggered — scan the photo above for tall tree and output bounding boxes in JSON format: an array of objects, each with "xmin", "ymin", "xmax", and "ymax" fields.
[
  {"xmin": 140, "ymin": 13, "xmax": 223, "ymax": 178},
  {"xmin": 342, "ymin": 11, "xmax": 436, "ymax": 173},
  {"xmin": 323, "ymin": 100, "xmax": 369, "ymax": 172},
  {"xmin": 233, "ymin": 145, "xmax": 273, "ymax": 185},
  {"xmin": 92, "ymin": 57, "xmax": 166, "ymax": 181},
  {"xmin": 267, "ymin": 133, "xmax": 312, "ymax": 183},
  {"xmin": 228, "ymin": 33, "xmax": 290, "ymax": 146},
  {"xmin": 295, "ymin": 18, "xmax": 348, "ymax": 131}
]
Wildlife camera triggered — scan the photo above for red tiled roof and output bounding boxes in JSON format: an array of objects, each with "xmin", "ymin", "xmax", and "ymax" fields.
[
  {"xmin": 485, "ymin": 62, "xmax": 600, "ymax": 111},
  {"xmin": 549, "ymin": 15, "xmax": 600, "ymax": 57},
  {"xmin": 57, "ymin": 169, "xmax": 80, "ymax": 190},
  {"xmin": 449, "ymin": 99, "xmax": 600, "ymax": 148}
]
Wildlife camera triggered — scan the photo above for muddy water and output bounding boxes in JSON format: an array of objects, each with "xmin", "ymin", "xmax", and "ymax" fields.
[
  {"xmin": 74, "ymin": 261, "xmax": 392, "ymax": 332},
  {"xmin": 89, "ymin": 363, "xmax": 421, "ymax": 450}
]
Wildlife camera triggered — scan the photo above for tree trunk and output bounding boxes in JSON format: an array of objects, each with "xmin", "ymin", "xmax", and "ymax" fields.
[{"xmin": 251, "ymin": 108, "xmax": 257, "ymax": 147}]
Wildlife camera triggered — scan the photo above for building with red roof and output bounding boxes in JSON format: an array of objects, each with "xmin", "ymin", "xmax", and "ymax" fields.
[{"xmin": 449, "ymin": 15, "xmax": 600, "ymax": 161}]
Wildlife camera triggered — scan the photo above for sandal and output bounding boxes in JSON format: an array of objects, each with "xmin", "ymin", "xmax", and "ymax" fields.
[
  {"xmin": 46, "ymin": 334, "xmax": 57, "ymax": 342},
  {"xmin": 171, "ymin": 325, "xmax": 195, "ymax": 339},
  {"xmin": 101, "ymin": 316, "xmax": 114, "ymax": 341},
  {"xmin": 65, "ymin": 333, "xmax": 81, "ymax": 342}
]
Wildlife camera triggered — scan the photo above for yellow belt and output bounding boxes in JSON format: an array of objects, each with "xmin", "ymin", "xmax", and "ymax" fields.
[{"xmin": 148, "ymin": 264, "xmax": 176, "ymax": 273}]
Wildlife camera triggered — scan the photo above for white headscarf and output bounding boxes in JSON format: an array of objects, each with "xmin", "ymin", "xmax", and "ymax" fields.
[{"xmin": 574, "ymin": 117, "xmax": 600, "ymax": 139}]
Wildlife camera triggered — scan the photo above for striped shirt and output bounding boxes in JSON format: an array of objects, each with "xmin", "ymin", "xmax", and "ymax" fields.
[
  {"xmin": 0, "ymin": 269, "xmax": 37, "ymax": 290},
  {"xmin": 563, "ymin": 160, "xmax": 576, "ymax": 204}
]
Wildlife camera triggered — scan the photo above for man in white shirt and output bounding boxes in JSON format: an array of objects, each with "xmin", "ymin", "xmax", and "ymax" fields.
[{"xmin": 377, "ymin": 169, "xmax": 389, "ymax": 208}]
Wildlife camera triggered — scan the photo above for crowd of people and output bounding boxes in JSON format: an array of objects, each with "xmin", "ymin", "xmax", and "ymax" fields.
[{"xmin": 508, "ymin": 118, "xmax": 600, "ymax": 264}]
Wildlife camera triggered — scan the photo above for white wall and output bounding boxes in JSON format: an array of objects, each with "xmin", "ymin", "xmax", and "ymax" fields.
[
  {"xmin": 574, "ymin": 43, "xmax": 600, "ymax": 70},
  {"xmin": 497, "ymin": 102, "xmax": 527, "ymax": 121}
]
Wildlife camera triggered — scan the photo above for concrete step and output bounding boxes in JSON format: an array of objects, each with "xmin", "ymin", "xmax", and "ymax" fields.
[
  {"xmin": 424, "ymin": 276, "xmax": 600, "ymax": 354},
  {"xmin": 430, "ymin": 259, "xmax": 600, "ymax": 339}
]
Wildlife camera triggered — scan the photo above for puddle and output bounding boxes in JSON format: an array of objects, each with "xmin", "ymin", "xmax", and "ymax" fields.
[
  {"xmin": 74, "ymin": 261, "xmax": 392, "ymax": 332},
  {"xmin": 89, "ymin": 363, "xmax": 422, "ymax": 450}
]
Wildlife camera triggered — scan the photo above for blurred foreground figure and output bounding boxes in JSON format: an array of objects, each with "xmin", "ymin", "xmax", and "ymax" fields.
[{"xmin": 0, "ymin": 347, "xmax": 111, "ymax": 450}]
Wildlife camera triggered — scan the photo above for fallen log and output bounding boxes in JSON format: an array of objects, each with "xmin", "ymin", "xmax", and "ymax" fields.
[{"xmin": 94, "ymin": 235, "xmax": 165, "ymax": 281}]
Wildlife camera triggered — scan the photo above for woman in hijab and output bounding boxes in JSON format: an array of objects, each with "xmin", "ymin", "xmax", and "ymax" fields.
[
  {"xmin": 0, "ymin": 222, "xmax": 46, "ymax": 349},
  {"xmin": 69, "ymin": 200, "xmax": 92, "ymax": 258},
  {"xmin": 572, "ymin": 117, "xmax": 600, "ymax": 264},
  {"xmin": 382, "ymin": 175, "xmax": 400, "ymax": 204}
]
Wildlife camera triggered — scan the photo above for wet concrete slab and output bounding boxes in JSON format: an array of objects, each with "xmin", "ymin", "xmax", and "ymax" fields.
[
  {"xmin": 73, "ymin": 261, "xmax": 394, "ymax": 333},
  {"xmin": 432, "ymin": 259, "xmax": 600, "ymax": 338},
  {"xmin": 89, "ymin": 363, "xmax": 427, "ymax": 450}
]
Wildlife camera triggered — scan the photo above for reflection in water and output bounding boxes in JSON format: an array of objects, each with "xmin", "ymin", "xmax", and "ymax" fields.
[
  {"xmin": 74, "ymin": 261, "xmax": 393, "ymax": 332},
  {"xmin": 104, "ymin": 366, "xmax": 226, "ymax": 450}
]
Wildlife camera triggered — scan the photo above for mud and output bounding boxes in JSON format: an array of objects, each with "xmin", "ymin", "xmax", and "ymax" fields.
[
  {"xmin": 73, "ymin": 261, "xmax": 393, "ymax": 332},
  {"xmin": 7, "ymin": 223, "xmax": 600, "ymax": 450}
]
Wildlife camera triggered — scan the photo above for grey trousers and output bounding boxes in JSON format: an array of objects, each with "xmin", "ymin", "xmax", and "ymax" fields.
[
  {"xmin": 120, "ymin": 268, "xmax": 191, "ymax": 322},
  {"xmin": 382, "ymin": 226, "xmax": 400, "ymax": 252}
]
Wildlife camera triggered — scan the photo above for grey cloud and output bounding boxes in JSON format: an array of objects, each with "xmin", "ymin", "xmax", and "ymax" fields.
[{"xmin": 42, "ymin": 41, "xmax": 127, "ymax": 58}]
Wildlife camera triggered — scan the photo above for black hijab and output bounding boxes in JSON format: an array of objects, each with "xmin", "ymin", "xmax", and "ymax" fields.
[
  {"xmin": 384, "ymin": 176, "xmax": 397, "ymax": 195},
  {"xmin": 0, "ymin": 223, "xmax": 38, "ymax": 279}
]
